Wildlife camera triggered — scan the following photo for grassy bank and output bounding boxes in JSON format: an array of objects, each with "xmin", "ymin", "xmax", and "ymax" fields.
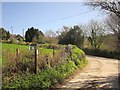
[{"xmin": 2, "ymin": 43, "xmax": 88, "ymax": 88}]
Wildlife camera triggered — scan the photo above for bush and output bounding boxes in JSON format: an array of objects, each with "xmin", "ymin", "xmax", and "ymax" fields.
[
  {"xmin": 2, "ymin": 44, "xmax": 88, "ymax": 89},
  {"xmin": 39, "ymin": 44, "xmax": 63, "ymax": 50},
  {"xmin": 2, "ymin": 40, "xmax": 10, "ymax": 43},
  {"xmin": 3, "ymin": 55, "xmax": 87, "ymax": 89},
  {"xmin": 9, "ymin": 37, "xmax": 18, "ymax": 44},
  {"xmin": 3, "ymin": 60, "xmax": 77, "ymax": 88},
  {"xmin": 83, "ymin": 48, "xmax": 120, "ymax": 59}
]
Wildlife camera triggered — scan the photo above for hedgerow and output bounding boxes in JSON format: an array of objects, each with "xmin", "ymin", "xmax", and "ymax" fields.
[{"xmin": 2, "ymin": 44, "xmax": 88, "ymax": 89}]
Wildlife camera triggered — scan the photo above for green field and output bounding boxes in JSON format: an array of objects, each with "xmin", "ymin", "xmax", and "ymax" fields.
[
  {"xmin": 2, "ymin": 43, "xmax": 28, "ymax": 64},
  {"xmin": 2, "ymin": 43, "xmax": 28, "ymax": 52},
  {"xmin": 2, "ymin": 43, "xmax": 55, "ymax": 54},
  {"xmin": 2, "ymin": 43, "xmax": 55, "ymax": 63}
]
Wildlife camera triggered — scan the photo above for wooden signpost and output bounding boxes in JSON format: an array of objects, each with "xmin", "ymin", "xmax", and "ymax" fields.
[
  {"xmin": 29, "ymin": 44, "xmax": 38, "ymax": 74},
  {"xmin": 34, "ymin": 44, "xmax": 38, "ymax": 74}
]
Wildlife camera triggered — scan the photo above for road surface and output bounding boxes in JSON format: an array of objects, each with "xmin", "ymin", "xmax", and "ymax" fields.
[{"xmin": 60, "ymin": 55, "xmax": 119, "ymax": 89}]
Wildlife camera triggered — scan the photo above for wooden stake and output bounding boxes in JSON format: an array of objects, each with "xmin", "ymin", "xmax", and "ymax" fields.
[
  {"xmin": 16, "ymin": 48, "xmax": 19, "ymax": 57},
  {"xmin": 16, "ymin": 48, "xmax": 19, "ymax": 63},
  {"xmin": 53, "ymin": 47, "xmax": 55, "ymax": 56},
  {"xmin": 34, "ymin": 44, "xmax": 38, "ymax": 74}
]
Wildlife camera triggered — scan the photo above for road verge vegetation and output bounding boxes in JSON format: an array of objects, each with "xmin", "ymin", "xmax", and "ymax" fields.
[
  {"xmin": 2, "ymin": 43, "xmax": 88, "ymax": 88},
  {"xmin": 83, "ymin": 48, "xmax": 120, "ymax": 60}
]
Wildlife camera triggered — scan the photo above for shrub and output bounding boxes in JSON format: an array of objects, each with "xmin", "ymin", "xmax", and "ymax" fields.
[
  {"xmin": 83, "ymin": 48, "xmax": 120, "ymax": 60},
  {"xmin": 3, "ymin": 59, "xmax": 79, "ymax": 88},
  {"xmin": 3, "ymin": 58, "xmax": 87, "ymax": 88},
  {"xmin": 39, "ymin": 44, "xmax": 63, "ymax": 50},
  {"xmin": 9, "ymin": 37, "xmax": 17, "ymax": 44},
  {"xmin": 2, "ymin": 44, "xmax": 88, "ymax": 89}
]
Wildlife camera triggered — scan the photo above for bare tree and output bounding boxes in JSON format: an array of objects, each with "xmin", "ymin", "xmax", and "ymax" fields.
[
  {"xmin": 45, "ymin": 30, "xmax": 56, "ymax": 37},
  {"xmin": 88, "ymin": 20, "xmax": 106, "ymax": 49},
  {"xmin": 45, "ymin": 30, "xmax": 58, "ymax": 44},
  {"xmin": 106, "ymin": 14, "xmax": 120, "ymax": 50},
  {"xmin": 86, "ymin": 0, "xmax": 120, "ymax": 17},
  {"xmin": 86, "ymin": 0, "xmax": 120, "ymax": 50}
]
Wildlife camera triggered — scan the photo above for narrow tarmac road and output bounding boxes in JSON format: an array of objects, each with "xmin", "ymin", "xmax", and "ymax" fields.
[{"xmin": 61, "ymin": 55, "xmax": 119, "ymax": 89}]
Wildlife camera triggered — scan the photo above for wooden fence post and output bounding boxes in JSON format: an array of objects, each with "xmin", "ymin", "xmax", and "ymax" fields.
[
  {"xmin": 16, "ymin": 48, "xmax": 19, "ymax": 57},
  {"xmin": 53, "ymin": 47, "xmax": 55, "ymax": 57},
  {"xmin": 16, "ymin": 48, "xmax": 19, "ymax": 63},
  {"xmin": 46, "ymin": 55, "xmax": 50, "ymax": 67},
  {"xmin": 34, "ymin": 44, "xmax": 38, "ymax": 74}
]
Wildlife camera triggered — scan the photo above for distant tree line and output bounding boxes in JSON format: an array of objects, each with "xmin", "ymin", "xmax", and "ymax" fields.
[
  {"xmin": 1, "ymin": 0, "xmax": 120, "ymax": 51},
  {"xmin": 0, "ymin": 21, "xmax": 117, "ymax": 50},
  {"xmin": 0, "ymin": 28, "xmax": 24, "ymax": 43}
]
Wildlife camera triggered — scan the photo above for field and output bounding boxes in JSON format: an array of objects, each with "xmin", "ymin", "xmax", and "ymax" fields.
[
  {"xmin": 2, "ymin": 43, "xmax": 88, "ymax": 88},
  {"xmin": 2, "ymin": 43, "xmax": 55, "ymax": 64},
  {"xmin": 2, "ymin": 43, "xmax": 54, "ymax": 54},
  {"xmin": 2, "ymin": 43, "xmax": 29, "ymax": 52}
]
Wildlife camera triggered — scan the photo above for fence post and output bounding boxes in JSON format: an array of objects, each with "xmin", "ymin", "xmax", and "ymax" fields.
[
  {"xmin": 16, "ymin": 48, "xmax": 19, "ymax": 56},
  {"xmin": 46, "ymin": 55, "xmax": 50, "ymax": 67},
  {"xmin": 53, "ymin": 47, "xmax": 55, "ymax": 57},
  {"xmin": 16, "ymin": 48, "xmax": 19, "ymax": 63},
  {"xmin": 34, "ymin": 44, "xmax": 38, "ymax": 74}
]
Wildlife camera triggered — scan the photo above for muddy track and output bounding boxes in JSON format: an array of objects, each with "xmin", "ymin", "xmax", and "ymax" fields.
[{"xmin": 60, "ymin": 55, "xmax": 119, "ymax": 89}]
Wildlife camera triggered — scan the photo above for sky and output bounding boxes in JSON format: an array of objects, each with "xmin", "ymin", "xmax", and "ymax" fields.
[
  {"xmin": 1, "ymin": 0, "xmax": 90, "ymax": 2},
  {"xmin": 2, "ymin": 2, "xmax": 106, "ymax": 36}
]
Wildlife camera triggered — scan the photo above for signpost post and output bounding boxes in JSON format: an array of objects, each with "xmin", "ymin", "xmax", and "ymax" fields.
[
  {"xmin": 29, "ymin": 44, "xmax": 38, "ymax": 74},
  {"xmin": 34, "ymin": 44, "xmax": 38, "ymax": 74}
]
